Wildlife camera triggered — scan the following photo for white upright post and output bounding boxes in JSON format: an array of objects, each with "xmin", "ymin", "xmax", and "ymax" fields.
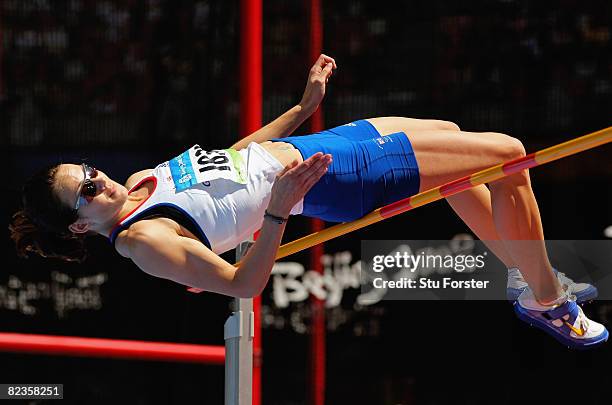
[{"xmin": 224, "ymin": 238, "xmax": 255, "ymax": 405}]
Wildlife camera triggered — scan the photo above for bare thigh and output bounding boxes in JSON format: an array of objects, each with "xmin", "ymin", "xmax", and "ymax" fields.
[
  {"xmin": 365, "ymin": 117, "xmax": 525, "ymax": 191},
  {"xmin": 365, "ymin": 116, "xmax": 461, "ymax": 132}
]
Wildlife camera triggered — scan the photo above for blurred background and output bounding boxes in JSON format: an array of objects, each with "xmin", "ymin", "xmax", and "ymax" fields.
[{"xmin": 1, "ymin": 0, "xmax": 611, "ymax": 404}]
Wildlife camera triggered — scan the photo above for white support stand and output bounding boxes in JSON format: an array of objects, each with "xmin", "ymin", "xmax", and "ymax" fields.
[{"xmin": 224, "ymin": 239, "xmax": 255, "ymax": 405}]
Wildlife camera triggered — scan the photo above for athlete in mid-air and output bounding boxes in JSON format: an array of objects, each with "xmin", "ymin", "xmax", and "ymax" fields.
[{"xmin": 11, "ymin": 54, "xmax": 607, "ymax": 349}]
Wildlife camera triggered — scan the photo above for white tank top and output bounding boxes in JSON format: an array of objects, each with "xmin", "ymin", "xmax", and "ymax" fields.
[{"xmin": 108, "ymin": 142, "xmax": 303, "ymax": 254}]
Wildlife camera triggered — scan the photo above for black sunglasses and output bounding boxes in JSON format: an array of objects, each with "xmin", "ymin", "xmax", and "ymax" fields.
[{"xmin": 74, "ymin": 164, "xmax": 99, "ymax": 210}]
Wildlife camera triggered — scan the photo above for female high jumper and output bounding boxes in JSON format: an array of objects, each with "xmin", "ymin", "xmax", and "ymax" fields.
[{"xmin": 10, "ymin": 54, "xmax": 607, "ymax": 349}]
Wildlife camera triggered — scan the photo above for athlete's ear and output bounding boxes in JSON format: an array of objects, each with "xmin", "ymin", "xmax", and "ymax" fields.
[{"xmin": 69, "ymin": 219, "xmax": 90, "ymax": 234}]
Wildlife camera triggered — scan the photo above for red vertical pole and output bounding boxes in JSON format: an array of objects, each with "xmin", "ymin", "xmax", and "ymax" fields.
[
  {"xmin": 240, "ymin": 0, "xmax": 263, "ymax": 137},
  {"xmin": 240, "ymin": 1, "xmax": 263, "ymax": 404},
  {"xmin": 307, "ymin": 0, "xmax": 326, "ymax": 404},
  {"xmin": 0, "ymin": 6, "xmax": 4, "ymax": 99}
]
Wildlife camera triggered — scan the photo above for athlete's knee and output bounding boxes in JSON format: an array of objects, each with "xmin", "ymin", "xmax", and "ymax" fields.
[
  {"xmin": 488, "ymin": 135, "xmax": 530, "ymax": 188},
  {"xmin": 488, "ymin": 133, "xmax": 526, "ymax": 162},
  {"xmin": 505, "ymin": 136, "xmax": 527, "ymax": 160}
]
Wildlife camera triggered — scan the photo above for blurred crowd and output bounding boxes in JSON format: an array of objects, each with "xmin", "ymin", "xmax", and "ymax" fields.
[
  {"xmin": 323, "ymin": 0, "xmax": 611, "ymax": 134},
  {"xmin": 2, "ymin": 0, "xmax": 233, "ymax": 146},
  {"xmin": 1, "ymin": 0, "xmax": 610, "ymax": 147}
]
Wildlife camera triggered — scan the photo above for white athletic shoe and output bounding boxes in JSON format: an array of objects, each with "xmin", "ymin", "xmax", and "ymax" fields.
[{"xmin": 507, "ymin": 267, "xmax": 598, "ymax": 303}]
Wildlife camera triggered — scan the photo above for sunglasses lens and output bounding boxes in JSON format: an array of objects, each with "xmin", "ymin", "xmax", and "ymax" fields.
[
  {"xmin": 75, "ymin": 164, "xmax": 99, "ymax": 209},
  {"xmin": 82, "ymin": 180, "xmax": 98, "ymax": 197}
]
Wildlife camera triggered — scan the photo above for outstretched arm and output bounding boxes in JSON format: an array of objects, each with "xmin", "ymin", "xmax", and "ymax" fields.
[{"xmin": 231, "ymin": 54, "xmax": 337, "ymax": 151}]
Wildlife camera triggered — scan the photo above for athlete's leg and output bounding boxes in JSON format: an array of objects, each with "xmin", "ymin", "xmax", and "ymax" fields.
[
  {"xmin": 441, "ymin": 184, "xmax": 518, "ymax": 268},
  {"xmin": 365, "ymin": 117, "xmax": 562, "ymax": 303},
  {"xmin": 365, "ymin": 118, "xmax": 517, "ymax": 269},
  {"xmin": 365, "ymin": 116, "xmax": 461, "ymax": 132}
]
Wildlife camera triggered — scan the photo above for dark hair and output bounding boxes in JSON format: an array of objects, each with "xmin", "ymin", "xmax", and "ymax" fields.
[{"xmin": 9, "ymin": 164, "xmax": 88, "ymax": 263}]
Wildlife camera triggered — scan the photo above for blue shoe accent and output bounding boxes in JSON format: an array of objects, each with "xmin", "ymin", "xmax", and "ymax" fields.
[
  {"xmin": 507, "ymin": 287, "xmax": 524, "ymax": 301},
  {"xmin": 514, "ymin": 300, "xmax": 609, "ymax": 350},
  {"xmin": 573, "ymin": 284, "xmax": 599, "ymax": 303}
]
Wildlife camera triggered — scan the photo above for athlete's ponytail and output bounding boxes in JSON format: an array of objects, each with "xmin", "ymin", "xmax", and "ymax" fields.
[{"xmin": 9, "ymin": 164, "xmax": 88, "ymax": 263}]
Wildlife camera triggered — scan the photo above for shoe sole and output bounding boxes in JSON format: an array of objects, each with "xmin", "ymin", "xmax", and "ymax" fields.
[{"xmin": 514, "ymin": 303, "xmax": 609, "ymax": 350}]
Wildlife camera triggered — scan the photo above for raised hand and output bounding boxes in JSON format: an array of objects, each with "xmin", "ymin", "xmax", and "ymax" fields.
[{"xmin": 299, "ymin": 54, "xmax": 337, "ymax": 114}]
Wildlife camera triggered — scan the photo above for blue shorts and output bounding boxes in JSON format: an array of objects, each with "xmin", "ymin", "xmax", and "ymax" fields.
[{"xmin": 270, "ymin": 120, "xmax": 421, "ymax": 222}]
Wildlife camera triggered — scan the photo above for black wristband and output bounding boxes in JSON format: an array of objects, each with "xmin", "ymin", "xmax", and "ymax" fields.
[{"xmin": 264, "ymin": 210, "xmax": 288, "ymax": 224}]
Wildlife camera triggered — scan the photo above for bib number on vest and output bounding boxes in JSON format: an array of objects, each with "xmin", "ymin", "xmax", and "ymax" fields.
[{"xmin": 169, "ymin": 145, "xmax": 246, "ymax": 192}]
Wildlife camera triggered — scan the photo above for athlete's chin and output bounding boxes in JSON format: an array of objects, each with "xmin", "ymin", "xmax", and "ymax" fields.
[
  {"xmin": 107, "ymin": 189, "xmax": 127, "ymax": 214},
  {"xmin": 111, "ymin": 185, "xmax": 127, "ymax": 202}
]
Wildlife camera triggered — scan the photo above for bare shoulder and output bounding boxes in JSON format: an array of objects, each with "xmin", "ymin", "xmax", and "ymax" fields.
[
  {"xmin": 125, "ymin": 169, "xmax": 155, "ymax": 189},
  {"xmin": 114, "ymin": 219, "xmax": 175, "ymax": 259},
  {"xmin": 114, "ymin": 219, "xmax": 185, "ymax": 279}
]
